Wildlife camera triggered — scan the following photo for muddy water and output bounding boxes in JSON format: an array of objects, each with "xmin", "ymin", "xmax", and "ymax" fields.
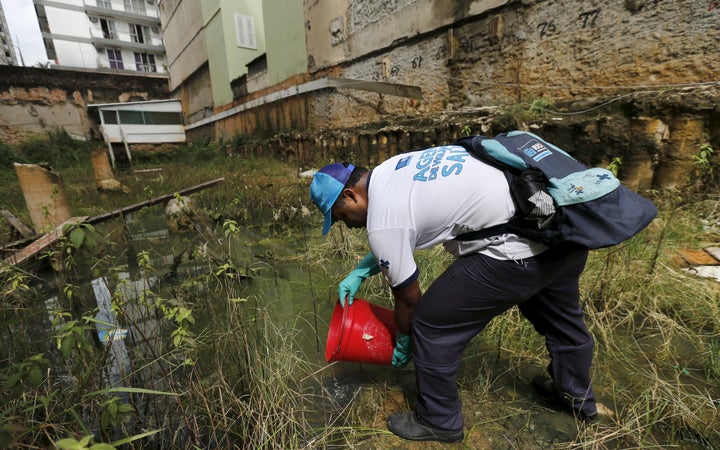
[{"xmin": 108, "ymin": 211, "xmax": 580, "ymax": 444}]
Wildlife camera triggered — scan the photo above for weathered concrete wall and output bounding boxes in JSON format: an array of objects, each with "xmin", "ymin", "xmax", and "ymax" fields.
[
  {"xmin": 173, "ymin": 63, "xmax": 214, "ymax": 125},
  {"xmin": 211, "ymin": 0, "xmax": 718, "ymax": 141},
  {"xmin": 214, "ymin": 0, "xmax": 719, "ymax": 190},
  {"xmin": 0, "ymin": 66, "xmax": 170, "ymax": 144},
  {"xmin": 303, "ymin": 0, "xmax": 719, "ymax": 127},
  {"xmin": 223, "ymin": 83, "xmax": 720, "ymax": 192}
]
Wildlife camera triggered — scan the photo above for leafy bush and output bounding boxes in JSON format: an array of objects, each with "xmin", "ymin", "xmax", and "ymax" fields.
[{"xmin": 15, "ymin": 127, "xmax": 88, "ymax": 169}]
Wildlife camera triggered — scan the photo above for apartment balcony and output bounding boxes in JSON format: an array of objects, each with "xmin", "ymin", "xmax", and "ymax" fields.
[
  {"xmin": 89, "ymin": 28, "xmax": 163, "ymax": 53},
  {"xmin": 83, "ymin": 1, "xmax": 160, "ymax": 27}
]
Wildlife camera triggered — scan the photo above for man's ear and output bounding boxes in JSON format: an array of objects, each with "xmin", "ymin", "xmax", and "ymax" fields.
[{"xmin": 342, "ymin": 187, "xmax": 358, "ymax": 203}]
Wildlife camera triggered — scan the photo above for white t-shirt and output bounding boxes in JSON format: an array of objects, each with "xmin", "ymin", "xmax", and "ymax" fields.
[{"xmin": 366, "ymin": 145, "xmax": 548, "ymax": 289}]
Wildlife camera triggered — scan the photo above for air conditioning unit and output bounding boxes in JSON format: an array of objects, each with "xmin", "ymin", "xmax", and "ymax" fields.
[
  {"xmin": 89, "ymin": 16, "xmax": 98, "ymax": 23},
  {"xmin": 151, "ymin": 25, "xmax": 160, "ymax": 33}
]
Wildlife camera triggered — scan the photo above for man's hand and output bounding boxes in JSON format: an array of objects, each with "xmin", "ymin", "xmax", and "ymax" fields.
[{"xmin": 338, "ymin": 252, "xmax": 380, "ymax": 307}]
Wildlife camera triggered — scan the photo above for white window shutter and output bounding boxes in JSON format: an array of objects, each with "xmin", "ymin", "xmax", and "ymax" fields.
[{"xmin": 234, "ymin": 13, "xmax": 256, "ymax": 49}]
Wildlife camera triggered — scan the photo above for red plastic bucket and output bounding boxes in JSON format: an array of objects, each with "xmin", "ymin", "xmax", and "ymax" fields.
[{"xmin": 325, "ymin": 298, "xmax": 397, "ymax": 365}]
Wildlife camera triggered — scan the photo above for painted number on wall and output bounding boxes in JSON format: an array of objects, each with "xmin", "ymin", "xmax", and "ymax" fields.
[
  {"xmin": 537, "ymin": 20, "xmax": 557, "ymax": 38},
  {"xmin": 539, "ymin": 8, "xmax": 600, "ymax": 38},
  {"xmin": 578, "ymin": 9, "xmax": 601, "ymax": 28}
]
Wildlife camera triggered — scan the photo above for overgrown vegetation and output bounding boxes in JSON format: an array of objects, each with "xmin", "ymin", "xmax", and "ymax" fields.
[{"xmin": 1, "ymin": 131, "xmax": 719, "ymax": 448}]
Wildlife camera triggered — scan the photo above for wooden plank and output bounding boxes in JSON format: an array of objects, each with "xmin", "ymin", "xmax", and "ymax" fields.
[
  {"xmin": 677, "ymin": 248, "xmax": 720, "ymax": 266},
  {"xmin": 2, "ymin": 216, "xmax": 88, "ymax": 268},
  {"xmin": 704, "ymin": 246, "xmax": 720, "ymax": 262},
  {"xmin": 0, "ymin": 210, "xmax": 35, "ymax": 238},
  {"xmin": 86, "ymin": 177, "xmax": 225, "ymax": 225},
  {"xmin": 0, "ymin": 235, "xmax": 38, "ymax": 252}
]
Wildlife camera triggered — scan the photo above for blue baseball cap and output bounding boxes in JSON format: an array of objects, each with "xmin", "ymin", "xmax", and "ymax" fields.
[{"xmin": 309, "ymin": 162, "xmax": 355, "ymax": 235}]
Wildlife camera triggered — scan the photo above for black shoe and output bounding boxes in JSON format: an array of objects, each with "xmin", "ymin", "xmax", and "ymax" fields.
[
  {"xmin": 532, "ymin": 376, "xmax": 598, "ymax": 422},
  {"xmin": 387, "ymin": 412, "xmax": 464, "ymax": 443}
]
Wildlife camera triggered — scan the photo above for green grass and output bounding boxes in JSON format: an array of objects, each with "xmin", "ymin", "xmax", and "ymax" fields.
[{"xmin": 1, "ymin": 133, "xmax": 719, "ymax": 448}]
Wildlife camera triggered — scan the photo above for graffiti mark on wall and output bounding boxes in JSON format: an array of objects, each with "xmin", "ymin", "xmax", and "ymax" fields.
[
  {"xmin": 537, "ymin": 20, "xmax": 557, "ymax": 38},
  {"xmin": 578, "ymin": 9, "xmax": 601, "ymax": 28},
  {"xmin": 373, "ymin": 58, "xmax": 401, "ymax": 80},
  {"xmin": 459, "ymin": 37, "xmax": 477, "ymax": 53},
  {"xmin": 538, "ymin": 8, "xmax": 600, "ymax": 38},
  {"xmin": 709, "ymin": 1, "xmax": 719, "ymax": 12},
  {"xmin": 412, "ymin": 56, "xmax": 423, "ymax": 69}
]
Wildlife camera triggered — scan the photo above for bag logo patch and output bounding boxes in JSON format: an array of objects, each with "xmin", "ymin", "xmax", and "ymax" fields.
[{"xmin": 523, "ymin": 141, "xmax": 552, "ymax": 162}]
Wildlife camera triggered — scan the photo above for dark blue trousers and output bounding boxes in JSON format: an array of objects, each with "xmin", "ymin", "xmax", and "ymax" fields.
[{"xmin": 411, "ymin": 246, "xmax": 595, "ymax": 431}]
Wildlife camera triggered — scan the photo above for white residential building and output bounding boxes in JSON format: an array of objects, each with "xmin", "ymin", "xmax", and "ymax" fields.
[
  {"xmin": 0, "ymin": 3, "xmax": 19, "ymax": 65},
  {"xmin": 34, "ymin": 0, "xmax": 167, "ymax": 73}
]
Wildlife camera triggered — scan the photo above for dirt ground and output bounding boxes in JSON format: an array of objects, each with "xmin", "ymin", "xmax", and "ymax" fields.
[{"xmin": 371, "ymin": 368, "xmax": 599, "ymax": 449}]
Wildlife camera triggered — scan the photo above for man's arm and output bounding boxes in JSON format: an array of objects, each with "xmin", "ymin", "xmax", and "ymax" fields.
[{"xmin": 392, "ymin": 279, "xmax": 422, "ymax": 335}]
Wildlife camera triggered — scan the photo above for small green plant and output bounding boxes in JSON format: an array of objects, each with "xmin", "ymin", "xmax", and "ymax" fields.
[
  {"xmin": 607, "ymin": 156, "xmax": 623, "ymax": 177},
  {"xmin": 55, "ymin": 435, "xmax": 116, "ymax": 450},
  {"xmin": 3, "ymin": 353, "xmax": 51, "ymax": 396},
  {"xmin": 691, "ymin": 143, "xmax": 715, "ymax": 188},
  {"xmin": 526, "ymin": 98, "xmax": 553, "ymax": 116},
  {"xmin": 66, "ymin": 223, "xmax": 98, "ymax": 250},
  {"xmin": 461, "ymin": 124, "xmax": 472, "ymax": 136},
  {"xmin": 502, "ymin": 98, "xmax": 554, "ymax": 124},
  {"xmin": 100, "ymin": 396, "xmax": 135, "ymax": 430}
]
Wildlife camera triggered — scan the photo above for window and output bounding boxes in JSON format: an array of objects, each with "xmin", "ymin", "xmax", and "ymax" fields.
[
  {"xmin": 118, "ymin": 110, "xmax": 144, "ymax": 124},
  {"xmin": 102, "ymin": 110, "xmax": 118, "ymax": 124},
  {"xmin": 105, "ymin": 110, "xmax": 182, "ymax": 125},
  {"xmin": 234, "ymin": 14, "xmax": 256, "ymax": 49},
  {"xmin": 123, "ymin": 0, "xmax": 146, "ymax": 15},
  {"xmin": 130, "ymin": 24, "xmax": 150, "ymax": 44},
  {"xmin": 96, "ymin": 0, "xmax": 112, "ymax": 9},
  {"xmin": 100, "ymin": 19, "xmax": 117, "ymax": 39},
  {"xmin": 134, "ymin": 52, "xmax": 156, "ymax": 72},
  {"xmin": 107, "ymin": 49, "xmax": 123, "ymax": 69},
  {"xmin": 143, "ymin": 111, "xmax": 183, "ymax": 125}
]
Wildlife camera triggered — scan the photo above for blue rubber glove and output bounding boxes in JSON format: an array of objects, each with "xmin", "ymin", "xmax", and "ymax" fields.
[
  {"xmin": 338, "ymin": 252, "xmax": 380, "ymax": 307},
  {"xmin": 391, "ymin": 333, "xmax": 411, "ymax": 368}
]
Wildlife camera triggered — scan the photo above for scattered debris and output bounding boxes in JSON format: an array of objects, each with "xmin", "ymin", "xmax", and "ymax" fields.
[
  {"xmin": 86, "ymin": 178, "xmax": 225, "ymax": 225},
  {"xmin": 675, "ymin": 247, "xmax": 720, "ymax": 282},
  {"xmin": 1, "ymin": 216, "xmax": 87, "ymax": 270},
  {"xmin": 1, "ymin": 210, "xmax": 34, "ymax": 239},
  {"xmin": 299, "ymin": 168, "xmax": 317, "ymax": 178},
  {"xmin": 2, "ymin": 179, "xmax": 225, "ymax": 272}
]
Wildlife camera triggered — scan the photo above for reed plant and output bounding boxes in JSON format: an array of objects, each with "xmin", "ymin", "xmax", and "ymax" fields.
[{"xmin": 1, "ymin": 133, "xmax": 719, "ymax": 448}]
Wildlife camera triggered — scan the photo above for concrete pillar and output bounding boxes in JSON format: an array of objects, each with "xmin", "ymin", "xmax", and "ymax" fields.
[
  {"xmin": 359, "ymin": 134, "xmax": 370, "ymax": 167},
  {"xmin": 14, "ymin": 163, "xmax": 72, "ymax": 233},
  {"xmin": 627, "ymin": 117, "xmax": 667, "ymax": 190},
  {"xmin": 388, "ymin": 132, "xmax": 399, "ymax": 157},
  {"xmin": 656, "ymin": 116, "xmax": 705, "ymax": 190},
  {"xmin": 398, "ymin": 130, "xmax": 410, "ymax": 154},
  {"xmin": 378, "ymin": 133, "xmax": 389, "ymax": 163},
  {"xmin": 92, "ymin": 147, "xmax": 127, "ymax": 192},
  {"xmin": 369, "ymin": 134, "xmax": 378, "ymax": 166}
]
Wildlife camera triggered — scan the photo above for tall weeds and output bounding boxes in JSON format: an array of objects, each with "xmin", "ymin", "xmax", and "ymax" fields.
[{"xmin": 1, "ymin": 134, "xmax": 719, "ymax": 448}]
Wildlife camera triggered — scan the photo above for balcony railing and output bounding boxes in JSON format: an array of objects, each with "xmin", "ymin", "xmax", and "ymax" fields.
[
  {"xmin": 83, "ymin": 1, "xmax": 160, "ymax": 23},
  {"xmin": 89, "ymin": 28, "xmax": 164, "ymax": 53}
]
